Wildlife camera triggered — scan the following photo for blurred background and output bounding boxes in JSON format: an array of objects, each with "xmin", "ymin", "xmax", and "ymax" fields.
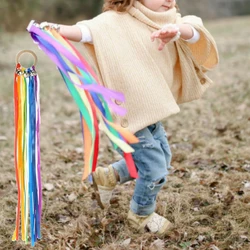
[
  {"xmin": 1, "ymin": 1, "xmax": 250, "ymax": 249},
  {"xmin": 0, "ymin": 0, "xmax": 250, "ymax": 32}
]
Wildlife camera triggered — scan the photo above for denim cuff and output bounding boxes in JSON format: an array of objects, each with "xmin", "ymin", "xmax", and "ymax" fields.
[
  {"xmin": 130, "ymin": 198, "xmax": 156, "ymax": 216},
  {"xmin": 112, "ymin": 160, "xmax": 134, "ymax": 184}
]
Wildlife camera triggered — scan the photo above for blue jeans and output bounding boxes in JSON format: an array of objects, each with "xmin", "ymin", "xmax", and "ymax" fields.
[{"xmin": 112, "ymin": 121, "xmax": 172, "ymax": 216}]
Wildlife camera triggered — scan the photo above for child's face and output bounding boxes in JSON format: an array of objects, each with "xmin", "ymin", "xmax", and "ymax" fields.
[{"xmin": 141, "ymin": 0, "xmax": 176, "ymax": 12}]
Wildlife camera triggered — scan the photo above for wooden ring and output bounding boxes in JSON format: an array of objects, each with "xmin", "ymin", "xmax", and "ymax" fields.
[{"xmin": 16, "ymin": 50, "xmax": 37, "ymax": 67}]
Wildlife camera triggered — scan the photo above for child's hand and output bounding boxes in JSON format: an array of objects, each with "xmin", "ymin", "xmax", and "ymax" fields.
[
  {"xmin": 151, "ymin": 24, "xmax": 180, "ymax": 51},
  {"xmin": 39, "ymin": 22, "xmax": 60, "ymax": 31}
]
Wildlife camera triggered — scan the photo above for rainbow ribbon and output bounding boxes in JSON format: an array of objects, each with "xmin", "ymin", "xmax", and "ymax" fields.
[
  {"xmin": 12, "ymin": 63, "xmax": 41, "ymax": 246},
  {"xmin": 27, "ymin": 20, "xmax": 139, "ymax": 180}
]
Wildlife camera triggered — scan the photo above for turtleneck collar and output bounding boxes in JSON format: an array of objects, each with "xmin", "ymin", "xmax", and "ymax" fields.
[{"xmin": 128, "ymin": 1, "xmax": 178, "ymax": 29}]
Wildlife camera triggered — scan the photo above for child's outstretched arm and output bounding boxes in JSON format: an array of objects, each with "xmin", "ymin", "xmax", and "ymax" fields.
[
  {"xmin": 39, "ymin": 22, "xmax": 82, "ymax": 42},
  {"xmin": 58, "ymin": 24, "xmax": 82, "ymax": 42}
]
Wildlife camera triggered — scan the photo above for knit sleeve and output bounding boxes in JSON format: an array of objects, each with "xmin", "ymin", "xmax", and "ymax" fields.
[
  {"xmin": 75, "ymin": 23, "xmax": 93, "ymax": 43},
  {"xmin": 183, "ymin": 26, "xmax": 200, "ymax": 44},
  {"xmin": 179, "ymin": 15, "xmax": 219, "ymax": 70}
]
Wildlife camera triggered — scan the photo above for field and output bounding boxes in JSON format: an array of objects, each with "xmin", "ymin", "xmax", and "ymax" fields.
[{"xmin": 0, "ymin": 16, "xmax": 250, "ymax": 250}]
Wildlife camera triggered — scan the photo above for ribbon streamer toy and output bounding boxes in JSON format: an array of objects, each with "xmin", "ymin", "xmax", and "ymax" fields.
[
  {"xmin": 12, "ymin": 50, "xmax": 41, "ymax": 246},
  {"xmin": 12, "ymin": 20, "xmax": 140, "ymax": 247}
]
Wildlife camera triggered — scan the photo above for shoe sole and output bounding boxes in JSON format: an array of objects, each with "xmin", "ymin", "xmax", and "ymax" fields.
[
  {"xmin": 156, "ymin": 221, "xmax": 173, "ymax": 235},
  {"xmin": 92, "ymin": 173, "xmax": 105, "ymax": 209}
]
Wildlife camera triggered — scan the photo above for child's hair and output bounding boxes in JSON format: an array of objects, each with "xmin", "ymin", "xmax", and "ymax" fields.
[
  {"xmin": 103, "ymin": 0, "xmax": 179, "ymax": 13},
  {"xmin": 103, "ymin": 0, "xmax": 140, "ymax": 13}
]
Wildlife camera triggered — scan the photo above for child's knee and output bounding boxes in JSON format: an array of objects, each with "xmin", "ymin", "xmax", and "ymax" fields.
[{"xmin": 147, "ymin": 175, "xmax": 166, "ymax": 191}]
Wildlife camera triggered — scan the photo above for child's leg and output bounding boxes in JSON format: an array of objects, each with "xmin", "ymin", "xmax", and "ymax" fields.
[
  {"xmin": 113, "ymin": 122, "xmax": 171, "ymax": 185},
  {"xmin": 112, "ymin": 159, "xmax": 134, "ymax": 183},
  {"xmin": 129, "ymin": 122, "xmax": 171, "ymax": 216},
  {"xmin": 127, "ymin": 122, "xmax": 172, "ymax": 234},
  {"xmin": 153, "ymin": 122, "xmax": 172, "ymax": 171}
]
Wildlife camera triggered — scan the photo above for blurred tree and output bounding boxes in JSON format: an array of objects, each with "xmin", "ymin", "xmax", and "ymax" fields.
[
  {"xmin": 0, "ymin": 0, "xmax": 103, "ymax": 32},
  {"xmin": 177, "ymin": 0, "xmax": 250, "ymax": 19},
  {"xmin": 0, "ymin": 0, "xmax": 41, "ymax": 32},
  {"xmin": 41, "ymin": 0, "xmax": 103, "ymax": 23}
]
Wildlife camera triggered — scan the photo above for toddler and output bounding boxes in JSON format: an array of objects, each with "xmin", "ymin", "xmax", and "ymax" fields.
[{"xmin": 41, "ymin": 0, "xmax": 218, "ymax": 234}]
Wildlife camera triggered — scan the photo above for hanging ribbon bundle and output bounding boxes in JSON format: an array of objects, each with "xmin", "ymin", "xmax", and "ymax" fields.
[
  {"xmin": 26, "ymin": 20, "xmax": 139, "ymax": 180},
  {"xmin": 12, "ymin": 50, "xmax": 41, "ymax": 246}
]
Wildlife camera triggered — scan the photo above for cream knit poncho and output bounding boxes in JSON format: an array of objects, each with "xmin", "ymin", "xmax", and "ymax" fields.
[{"xmin": 77, "ymin": 1, "xmax": 219, "ymax": 133}]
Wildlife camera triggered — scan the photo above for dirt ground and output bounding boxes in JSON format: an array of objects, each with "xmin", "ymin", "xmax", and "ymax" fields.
[{"xmin": 0, "ymin": 16, "xmax": 250, "ymax": 250}]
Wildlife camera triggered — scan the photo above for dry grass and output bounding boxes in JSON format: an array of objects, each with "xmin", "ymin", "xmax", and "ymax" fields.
[{"xmin": 0, "ymin": 16, "xmax": 250, "ymax": 250}]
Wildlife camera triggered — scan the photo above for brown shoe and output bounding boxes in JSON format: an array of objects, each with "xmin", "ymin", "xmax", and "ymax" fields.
[
  {"xmin": 127, "ymin": 210, "xmax": 173, "ymax": 235},
  {"xmin": 92, "ymin": 165, "xmax": 117, "ymax": 209}
]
